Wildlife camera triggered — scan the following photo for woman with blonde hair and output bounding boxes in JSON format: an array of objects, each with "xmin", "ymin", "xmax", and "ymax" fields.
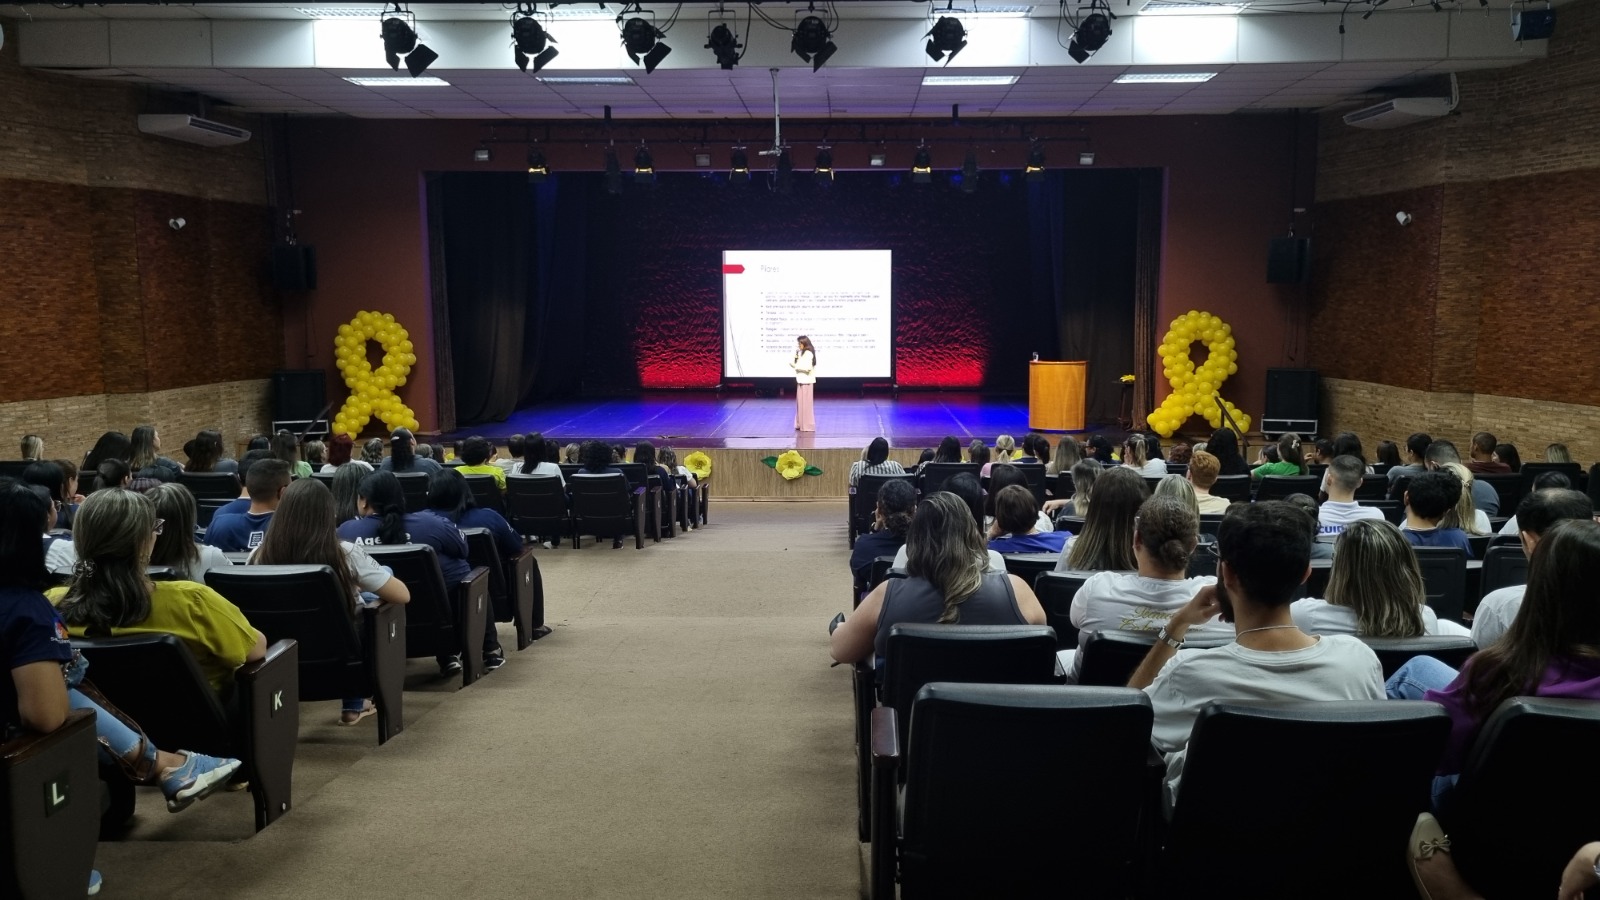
[
  {"xmin": 1120, "ymin": 434, "xmax": 1167, "ymax": 476},
  {"xmin": 1046, "ymin": 436, "xmax": 1083, "ymax": 477},
  {"xmin": 1547, "ymin": 443, "xmax": 1572, "ymax": 464},
  {"xmin": 1056, "ymin": 466, "xmax": 1149, "ymax": 572},
  {"xmin": 145, "ymin": 483, "xmax": 233, "ymax": 582},
  {"xmin": 830, "ymin": 491, "xmax": 1046, "ymax": 664},
  {"xmin": 1152, "ymin": 473, "xmax": 1200, "ymax": 518},
  {"xmin": 1291, "ymin": 519, "xmax": 1459, "ymax": 637},
  {"xmin": 1434, "ymin": 462, "xmax": 1492, "ymax": 535}
]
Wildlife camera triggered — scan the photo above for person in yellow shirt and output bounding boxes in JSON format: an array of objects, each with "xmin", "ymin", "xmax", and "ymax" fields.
[
  {"xmin": 49, "ymin": 488, "xmax": 266, "ymax": 694},
  {"xmin": 454, "ymin": 436, "xmax": 507, "ymax": 491}
]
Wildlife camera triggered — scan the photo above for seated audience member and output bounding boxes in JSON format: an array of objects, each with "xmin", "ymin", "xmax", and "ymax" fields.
[
  {"xmin": 1086, "ymin": 434, "xmax": 1115, "ymax": 465},
  {"xmin": 331, "ymin": 462, "xmax": 366, "ymax": 525},
  {"xmin": 271, "ymin": 431, "xmax": 314, "ymax": 480},
  {"xmin": 302, "ymin": 440, "xmax": 327, "ymax": 472},
  {"xmin": 1066, "ymin": 496, "xmax": 1231, "ymax": 681},
  {"xmin": 1045, "ymin": 459, "xmax": 1102, "ymax": 517},
  {"xmin": 19, "ymin": 434, "xmax": 43, "ymax": 460},
  {"xmin": 338, "ymin": 471, "xmax": 474, "ymax": 675},
  {"xmin": 1385, "ymin": 519, "xmax": 1600, "ymax": 810},
  {"xmin": 830, "ymin": 491, "xmax": 1048, "ymax": 665},
  {"xmin": 1492, "ymin": 442, "xmax": 1521, "ymax": 473},
  {"xmin": 1166, "ymin": 442, "xmax": 1192, "ymax": 467},
  {"xmin": 1497, "ymin": 470, "xmax": 1573, "ymax": 535},
  {"xmin": 210, "ymin": 449, "xmax": 273, "ymax": 521},
  {"xmin": 361, "ymin": 438, "xmax": 386, "ymax": 468},
  {"xmin": 660, "ymin": 446, "xmax": 693, "ymax": 489},
  {"xmin": 848, "ymin": 437, "xmax": 905, "ymax": 487},
  {"xmin": 911, "ymin": 448, "xmax": 934, "ymax": 469},
  {"xmin": 1144, "ymin": 433, "xmax": 1166, "ymax": 466},
  {"xmin": 94, "ymin": 459, "xmax": 131, "ymax": 494},
  {"xmin": 1185, "ymin": 450, "xmax": 1233, "ymax": 515},
  {"xmin": 455, "ymin": 436, "xmax": 507, "ymax": 490},
  {"xmin": 146, "ymin": 484, "xmax": 232, "ymax": 582},
  {"xmin": 1388, "ymin": 432, "xmax": 1433, "ymax": 485},
  {"xmin": 22, "ymin": 482, "xmax": 79, "ymax": 574},
  {"xmin": 988, "ymin": 434, "xmax": 1016, "ymax": 468},
  {"xmin": 21, "ymin": 460, "xmax": 74, "ymax": 531},
  {"xmin": 1435, "ymin": 463, "xmax": 1492, "ymax": 535},
  {"xmin": 577, "ymin": 440, "xmax": 624, "ymax": 478},
  {"xmin": 1252, "ymin": 432, "xmax": 1307, "ymax": 479},
  {"xmin": 1292, "ymin": 519, "xmax": 1453, "ymax": 637},
  {"xmin": 1121, "ymin": 434, "xmax": 1167, "ymax": 476},
  {"xmin": 1308, "ymin": 438, "xmax": 1335, "ymax": 467},
  {"xmin": 182, "ymin": 430, "xmax": 237, "ymax": 475},
  {"xmin": 1401, "ymin": 470, "xmax": 1474, "ymax": 556},
  {"xmin": 325, "ymin": 434, "xmax": 364, "ymax": 472},
  {"xmin": 850, "ymin": 479, "xmax": 916, "ymax": 587},
  {"xmin": 129, "ymin": 424, "xmax": 182, "ymax": 482},
  {"xmin": 633, "ymin": 441, "xmax": 681, "ymax": 528},
  {"xmin": 426, "ymin": 468, "xmax": 514, "ymax": 670},
  {"xmin": 251, "ymin": 478, "xmax": 408, "ymax": 723},
  {"xmin": 1465, "ymin": 431, "xmax": 1510, "ymax": 474},
  {"xmin": 380, "ymin": 427, "xmax": 442, "ymax": 475},
  {"xmin": 1473, "ymin": 488, "xmax": 1594, "ymax": 647},
  {"xmin": 1330, "ymin": 432, "xmax": 1370, "ymax": 471},
  {"xmin": 1056, "ymin": 466, "xmax": 1149, "ymax": 573},
  {"xmin": 987, "ymin": 464, "xmax": 1051, "ymax": 531},
  {"xmin": 205, "ymin": 459, "xmax": 291, "ymax": 553},
  {"xmin": 966, "ymin": 440, "xmax": 990, "ymax": 470},
  {"xmin": 82, "ymin": 431, "xmax": 131, "ymax": 474},
  {"xmin": 1424, "ymin": 440, "xmax": 1501, "ymax": 516},
  {"xmin": 1204, "ymin": 428, "xmax": 1250, "ymax": 477},
  {"xmin": 891, "ymin": 473, "xmax": 1006, "ymax": 575},
  {"xmin": 246, "ymin": 435, "xmax": 271, "ymax": 453},
  {"xmin": 1375, "ymin": 440, "xmax": 1402, "ymax": 470},
  {"xmin": 1317, "ymin": 454, "xmax": 1385, "ymax": 538},
  {"xmin": 51, "ymin": 488, "xmax": 268, "ymax": 693},
  {"xmin": 495, "ymin": 434, "xmax": 524, "ymax": 475},
  {"xmin": 1034, "ymin": 434, "xmax": 1053, "ymax": 466},
  {"xmin": 1546, "ymin": 442, "xmax": 1572, "ymax": 464},
  {"xmin": 988, "ymin": 485, "xmax": 1069, "ymax": 554},
  {"xmin": 561, "ymin": 443, "xmax": 581, "ymax": 464},
  {"xmin": 1282, "ymin": 495, "xmax": 1333, "ymax": 561},
  {"xmin": 610, "ymin": 443, "xmax": 628, "ymax": 465},
  {"xmin": 1010, "ymin": 433, "xmax": 1046, "ymax": 466},
  {"xmin": 1152, "ymin": 474, "xmax": 1200, "ymax": 518},
  {"xmin": 522, "ymin": 436, "xmax": 566, "ymax": 484},
  {"xmin": 1128, "ymin": 502, "xmax": 1385, "ymax": 800}
]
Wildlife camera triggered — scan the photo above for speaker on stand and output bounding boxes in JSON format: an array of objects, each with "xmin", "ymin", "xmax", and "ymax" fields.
[{"xmin": 1263, "ymin": 368, "xmax": 1318, "ymax": 440}]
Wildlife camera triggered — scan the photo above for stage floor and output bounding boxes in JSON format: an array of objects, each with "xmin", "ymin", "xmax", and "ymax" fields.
[{"xmin": 443, "ymin": 392, "xmax": 1042, "ymax": 450}]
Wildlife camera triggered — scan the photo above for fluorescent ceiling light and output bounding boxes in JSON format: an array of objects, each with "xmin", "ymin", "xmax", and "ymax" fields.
[
  {"xmin": 935, "ymin": 5, "xmax": 1035, "ymax": 16},
  {"xmin": 921, "ymin": 75, "xmax": 1019, "ymax": 86},
  {"xmin": 296, "ymin": 7, "xmax": 383, "ymax": 18},
  {"xmin": 536, "ymin": 76, "xmax": 638, "ymax": 85},
  {"xmin": 1114, "ymin": 72, "xmax": 1218, "ymax": 83},
  {"xmin": 344, "ymin": 76, "xmax": 451, "ymax": 86},
  {"xmin": 537, "ymin": 7, "xmax": 629, "ymax": 18},
  {"xmin": 1139, "ymin": 0, "xmax": 1250, "ymax": 12}
]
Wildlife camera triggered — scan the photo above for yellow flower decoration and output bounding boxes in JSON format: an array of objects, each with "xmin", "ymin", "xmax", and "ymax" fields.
[
  {"xmin": 684, "ymin": 451, "xmax": 712, "ymax": 480},
  {"xmin": 331, "ymin": 310, "xmax": 419, "ymax": 438},
  {"xmin": 1120, "ymin": 374, "xmax": 1136, "ymax": 383},
  {"xmin": 776, "ymin": 450, "xmax": 807, "ymax": 480},
  {"xmin": 1148, "ymin": 310, "xmax": 1249, "ymax": 439}
]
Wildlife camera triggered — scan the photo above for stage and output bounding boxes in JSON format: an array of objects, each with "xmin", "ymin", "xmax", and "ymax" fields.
[{"xmin": 438, "ymin": 392, "xmax": 1070, "ymax": 499}]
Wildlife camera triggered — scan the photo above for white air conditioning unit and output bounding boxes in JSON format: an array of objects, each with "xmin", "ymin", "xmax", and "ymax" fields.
[
  {"xmin": 136, "ymin": 114, "xmax": 252, "ymax": 147},
  {"xmin": 1342, "ymin": 97, "xmax": 1454, "ymax": 130}
]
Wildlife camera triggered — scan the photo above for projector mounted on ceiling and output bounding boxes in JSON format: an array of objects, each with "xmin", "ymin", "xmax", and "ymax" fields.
[{"xmin": 136, "ymin": 114, "xmax": 252, "ymax": 147}]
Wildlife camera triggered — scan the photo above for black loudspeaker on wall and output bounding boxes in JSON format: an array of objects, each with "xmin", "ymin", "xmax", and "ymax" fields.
[
  {"xmin": 1264, "ymin": 368, "xmax": 1319, "ymax": 422},
  {"xmin": 1266, "ymin": 237, "xmax": 1312, "ymax": 284},
  {"xmin": 272, "ymin": 370, "xmax": 326, "ymax": 422},
  {"xmin": 272, "ymin": 244, "xmax": 317, "ymax": 291}
]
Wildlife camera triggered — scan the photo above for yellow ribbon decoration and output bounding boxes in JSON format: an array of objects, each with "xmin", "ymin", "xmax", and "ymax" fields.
[
  {"xmin": 330, "ymin": 310, "xmax": 419, "ymax": 438},
  {"xmin": 1148, "ymin": 310, "xmax": 1250, "ymax": 438}
]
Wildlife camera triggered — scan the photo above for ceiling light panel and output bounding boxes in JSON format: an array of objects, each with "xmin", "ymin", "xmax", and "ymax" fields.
[
  {"xmin": 921, "ymin": 74, "xmax": 1018, "ymax": 86},
  {"xmin": 1114, "ymin": 71, "xmax": 1218, "ymax": 82},
  {"xmin": 344, "ymin": 76, "xmax": 451, "ymax": 86}
]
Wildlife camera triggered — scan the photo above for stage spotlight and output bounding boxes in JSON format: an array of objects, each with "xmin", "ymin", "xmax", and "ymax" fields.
[
  {"xmin": 960, "ymin": 149, "xmax": 978, "ymax": 193},
  {"xmin": 1067, "ymin": 12, "xmax": 1112, "ymax": 64},
  {"xmin": 774, "ymin": 150, "xmax": 793, "ymax": 194},
  {"xmin": 511, "ymin": 7, "xmax": 559, "ymax": 74},
  {"xmin": 729, "ymin": 147, "xmax": 750, "ymax": 185},
  {"xmin": 791, "ymin": 15, "xmax": 837, "ymax": 72},
  {"xmin": 706, "ymin": 23, "xmax": 742, "ymax": 70},
  {"xmin": 526, "ymin": 147, "xmax": 549, "ymax": 184},
  {"xmin": 634, "ymin": 146, "xmax": 655, "ymax": 185},
  {"xmin": 604, "ymin": 147, "xmax": 623, "ymax": 194},
  {"xmin": 1025, "ymin": 143, "xmax": 1045, "ymax": 182},
  {"xmin": 381, "ymin": 7, "xmax": 438, "ymax": 77},
  {"xmin": 925, "ymin": 16, "xmax": 968, "ymax": 64},
  {"xmin": 621, "ymin": 16, "xmax": 672, "ymax": 73},
  {"xmin": 911, "ymin": 145, "xmax": 932, "ymax": 184},
  {"xmin": 814, "ymin": 148, "xmax": 834, "ymax": 185}
]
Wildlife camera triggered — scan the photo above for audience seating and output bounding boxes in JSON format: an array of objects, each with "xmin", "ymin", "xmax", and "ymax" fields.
[
  {"xmin": 867, "ymin": 556, "xmax": 899, "ymax": 592},
  {"xmin": 1051, "ymin": 471, "xmax": 1074, "ymax": 500},
  {"xmin": 206, "ymin": 565, "xmax": 406, "ymax": 745},
  {"xmin": 918, "ymin": 462, "xmax": 979, "ymax": 496},
  {"xmin": 870, "ymin": 683, "xmax": 1153, "ymax": 900},
  {"xmin": 1054, "ymin": 514, "xmax": 1085, "ymax": 534},
  {"xmin": 1355, "ymin": 473, "xmax": 1388, "ymax": 500},
  {"xmin": 1465, "ymin": 534, "xmax": 1490, "ymax": 560},
  {"xmin": 1413, "ymin": 547, "xmax": 1469, "ymax": 623},
  {"xmin": 1210, "ymin": 474, "xmax": 1251, "ymax": 502},
  {"xmin": 1077, "ymin": 629, "xmax": 1229, "ymax": 687},
  {"xmin": 363, "ymin": 544, "xmax": 490, "ymax": 687},
  {"xmin": 1474, "ymin": 472, "xmax": 1525, "ymax": 517},
  {"xmin": 463, "ymin": 527, "xmax": 546, "ymax": 650},
  {"xmin": 1142, "ymin": 476, "xmax": 1164, "ymax": 494},
  {"xmin": 1032, "ymin": 571, "xmax": 1087, "ymax": 649},
  {"xmin": 1009, "ymin": 463, "xmax": 1048, "ymax": 505},
  {"xmin": 1165, "ymin": 462, "xmax": 1188, "ymax": 478},
  {"xmin": 1520, "ymin": 461, "xmax": 1580, "ymax": 488},
  {"xmin": 1160, "ymin": 700, "xmax": 1450, "ymax": 898},
  {"xmin": 461, "ymin": 473, "xmax": 503, "ymax": 514},
  {"xmin": 196, "ymin": 497, "xmax": 232, "ymax": 528},
  {"xmin": 557, "ymin": 463, "xmax": 582, "ymax": 481},
  {"xmin": 1446, "ymin": 697, "xmax": 1600, "ymax": 898},
  {"xmin": 0, "ymin": 709, "xmax": 98, "ymax": 899},
  {"xmin": 568, "ymin": 473, "xmax": 645, "ymax": 550},
  {"xmin": 1360, "ymin": 499, "xmax": 1406, "ymax": 524},
  {"xmin": 310, "ymin": 471, "xmax": 336, "ymax": 491},
  {"xmin": 849, "ymin": 473, "xmax": 916, "ymax": 549},
  {"xmin": 1478, "ymin": 545, "xmax": 1529, "ymax": 600},
  {"xmin": 1255, "ymin": 475, "xmax": 1320, "ymax": 501},
  {"xmin": 1197, "ymin": 513, "xmax": 1225, "ymax": 538},
  {"xmin": 1390, "ymin": 474, "xmax": 1413, "ymax": 502},
  {"xmin": 394, "ymin": 472, "xmax": 430, "ymax": 513},
  {"xmin": 1000, "ymin": 553, "xmax": 1058, "ymax": 585},
  {"xmin": 177, "ymin": 471, "xmax": 240, "ymax": 501},
  {"xmin": 504, "ymin": 474, "xmax": 570, "ymax": 544},
  {"xmin": 1588, "ymin": 463, "xmax": 1600, "ymax": 510},
  {"xmin": 72, "ymin": 634, "xmax": 299, "ymax": 832},
  {"xmin": 1358, "ymin": 636, "xmax": 1478, "ymax": 679},
  {"xmin": 617, "ymin": 463, "xmax": 664, "ymax": 542}
]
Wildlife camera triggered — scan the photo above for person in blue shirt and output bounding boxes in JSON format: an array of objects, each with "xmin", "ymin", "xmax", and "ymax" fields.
[
  {"xmin": 427, "ymin": 468, "xmax": 534, "ymax": 659},
  {"xmin": 987, "ymin": 484, "xmax": 1070, "ymax": 554},
  {"xmin": 850, "ymin": 478, "xmax": 916, "ymax": 592},
  {"xmin": 1401, "ymin": 469, "xmax": 1474, "ymax": 557},
  {"xmin": 204, "ymin": 459, "xmax": 290, "ymax": 552}
]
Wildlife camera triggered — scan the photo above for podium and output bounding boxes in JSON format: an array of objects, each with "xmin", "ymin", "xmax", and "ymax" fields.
[{"xmin": 1028, "ymin": 361, "xmax": 1087, "ymax": 432}]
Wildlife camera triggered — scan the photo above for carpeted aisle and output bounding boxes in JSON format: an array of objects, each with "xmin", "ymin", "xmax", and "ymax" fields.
[{"xmin": 91, "ymin": 501, "xmax": 860, "ymax": 899}]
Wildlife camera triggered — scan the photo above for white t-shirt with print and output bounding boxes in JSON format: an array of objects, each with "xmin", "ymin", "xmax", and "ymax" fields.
[
  {"xmin": 1316, "ymin": 501, "xmax": 1385, "ymax": 538},
  {"xmin": 1064, "ymin": 571, "xmax": 1233, "ymax": 681},
  {"xmin": 1289, "ymin": 597, "xmax": 1461, "ymax": 637}
]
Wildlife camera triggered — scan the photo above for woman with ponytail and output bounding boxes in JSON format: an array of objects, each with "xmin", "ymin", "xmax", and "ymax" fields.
[
  {"xmin": 829, "ymin": 491, "xmax": 1046, "ymax": 665},
  {"xmin": 1252, "ymin": 432, "xmax": 1308, "ymax": 479},
  {"xmin": 378, "ymin": 427, "xmax": 442, "ymax": 476}
]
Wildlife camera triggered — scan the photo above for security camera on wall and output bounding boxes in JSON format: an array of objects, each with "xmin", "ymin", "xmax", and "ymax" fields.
[{"xmin": 1395, "ymin": 211, "xmax": 1413, "ymax": 226}]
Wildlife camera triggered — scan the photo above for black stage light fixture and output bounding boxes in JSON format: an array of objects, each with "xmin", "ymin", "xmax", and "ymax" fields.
[
  {"xmin": 960, "ymin": 149, "xmax": 978, "ymax": 193},
  {"xmin": 1025, "ymin": 143, "xmax": 1046, "ymax": 182},
  {"xmin": 924, "ymin": 16, "xmax": 968, "ymax": 64},
  {"xmin": 1067, "ymin": 12, "xmax": 1112, "ymax": 64},
  {"xmin": 381, "ymin": 7, "xmax": 437, "ymax": 76},
  {"xmin": 527, "ymin": 147, "xmax": 549, "ymax": 184},
  {"xmin": 814, "ymin": 148, "xmax": 834, "ymax": 185},
  {"xmin": 512, "ymin": 7, "xmax": 559, "ymax": 74},
  {"xmin": 791, "ymin": 15, "xmax": 837, "ymax": 72},
  {"xmin": 706, "ymin": 23, "xmax": 742, "ymax": 69},
  {"xmin": 604, "ymin": 146, "xmax": 623, "ymax": 194},
  {"xmin": 634, "ymin": 145, "xmax": 655, "ymax": 184},
  {"xmin": 911, "ymin": 145, "xmax": 932, "ymax": 184},
  {"xmin": 729, "ymin": 147, "xmax": 750, "ymax": 185},
  {"xmin": 774, "ymin": 150, "xmax": 793, "ymax": 194},
  {"xmin": 621, "ymin": 16, "xmax": 672, "ymax": 73}
]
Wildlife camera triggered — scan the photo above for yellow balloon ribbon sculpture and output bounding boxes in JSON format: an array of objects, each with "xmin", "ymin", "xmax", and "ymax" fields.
[
  {"xmin": 1148, "ymin": 310, "xmax": 1250, "ymax": 439},
  {"xmin": 330, "ymin": 311, "xmax": 419, "ymax": 438}
]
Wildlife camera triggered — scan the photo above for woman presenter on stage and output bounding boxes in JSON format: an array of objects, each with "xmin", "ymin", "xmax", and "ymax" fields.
[{"xmin": 790, "ymin": 335, "xmax": 817, "ymax": 433}]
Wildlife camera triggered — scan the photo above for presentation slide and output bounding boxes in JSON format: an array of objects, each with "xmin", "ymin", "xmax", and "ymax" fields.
[{"xmin": 722, "ymin": 249, "xmax": 893, "ymax": 379}]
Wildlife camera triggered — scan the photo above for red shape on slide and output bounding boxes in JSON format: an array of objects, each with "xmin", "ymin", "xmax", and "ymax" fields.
[{"xmin": 722, "ymin": 264, "xmax": 745, "ymax": 274}]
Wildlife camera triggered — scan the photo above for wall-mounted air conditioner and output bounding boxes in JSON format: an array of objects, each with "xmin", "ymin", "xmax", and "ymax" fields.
[{"xmin": 136, "ymin": 114, "xmax": 252, "ymax": 147}]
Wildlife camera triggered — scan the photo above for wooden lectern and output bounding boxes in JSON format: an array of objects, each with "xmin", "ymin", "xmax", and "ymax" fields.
[{"xmin": 1029, "ymin": 361, "xmax": 1087, "ymax": 432}]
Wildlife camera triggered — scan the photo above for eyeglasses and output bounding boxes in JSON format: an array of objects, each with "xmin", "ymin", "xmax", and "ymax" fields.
[{"xmin": 153, "ymin": 518, "xmax": 165, "ymax": 536}]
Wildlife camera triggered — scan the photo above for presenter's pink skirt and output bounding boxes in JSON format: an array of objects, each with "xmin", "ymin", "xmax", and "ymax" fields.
[{"xmin": 795, "ymin": 383, "xmax": 815, "ymax": 432}]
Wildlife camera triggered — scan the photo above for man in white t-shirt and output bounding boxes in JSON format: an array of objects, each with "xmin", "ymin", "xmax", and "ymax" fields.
[
  {"xmin": 1317, "ymin": 454, "xmax": 1385, "ymax": 539},
  {"xmin": 1472, "ymin": 488, "xmax": 1593, "ymax": 647},
  {"xmin": 1127, "ymin": 502, "xmax": 1385, "ymax": 801}
]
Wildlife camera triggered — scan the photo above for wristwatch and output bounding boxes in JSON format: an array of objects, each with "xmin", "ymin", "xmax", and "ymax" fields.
[{"xmin": 1157, "ymin": 626, "xmax": 1185, "ymax": 650}]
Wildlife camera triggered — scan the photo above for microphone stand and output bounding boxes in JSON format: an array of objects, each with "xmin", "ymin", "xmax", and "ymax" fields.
[{"xmin": 1214, "ymin": 392, "xmax": 1248, "ymax": 455}]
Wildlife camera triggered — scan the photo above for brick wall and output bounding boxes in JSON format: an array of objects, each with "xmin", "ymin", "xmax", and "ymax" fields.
[
  {"xmin": 1310, "ymin": 0, "xmax": 1600, "ymax": 463},
  {"xmin": 0, "ymin": 21, "xmax": 280, "ymax": 459}
]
